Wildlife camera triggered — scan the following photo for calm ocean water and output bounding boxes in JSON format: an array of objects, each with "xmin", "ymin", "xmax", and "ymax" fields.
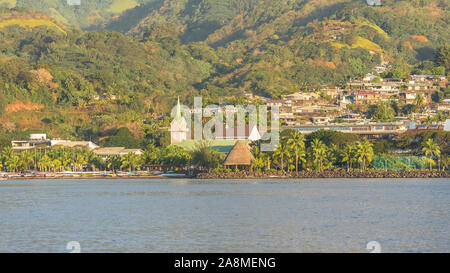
[{"xmin": 0, "ymin": 178, "xmax": 449, "ymax": 253}]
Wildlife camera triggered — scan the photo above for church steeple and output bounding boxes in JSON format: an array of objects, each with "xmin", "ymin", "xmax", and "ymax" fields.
[
  {"xmin": 170, "ymin": 97, "xmax": 189, "ymax": 144},
  {"xmin": 176, "ymin": 97, "xmax": 182, "ymax": 120}
]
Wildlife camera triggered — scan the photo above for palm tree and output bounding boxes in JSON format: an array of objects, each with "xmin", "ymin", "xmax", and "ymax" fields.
[
  {"xmin": 273, "ymin": 141, "xmax": 290, "ymax": 171},
  {"xmin": 106, "ymin": 155, "xmax": 122, "ymax": 172},
  {"xmin": 142, "ymin": 147, "xmax": 158, "ymax": 165},
  {"xmin": 61, "ymin": 151, "xmax": 72, "ymax": 171},
  {"xmin": 132, "ymin": 155, "xmax": 143, "ymax": 171},
  {"xmin": 342, "ymin": 144, "xmax": 356, "ymax": 171},
  {"xmin": 422, "ymin": 139, "xmax": 441, "ymax": 171},
  {"xmin": 121, "ymin": 153, "xmax": 142, "ymax": 172},
  {"xmin": 190, "ymin": 141, "xmax": 222, "ymax": 170},
  {"xmin": 356, "ymin": 138, "xmax": 374, "ymax": 171},
  {"xmin": 287, "ymin": 131, "xmax": 306, "ymax": 172},
  {"xmin": 121, "ymin": 153, "xmax": 133, "ymax": 172},
  {"xmin": 2, "ymin": 147, "xmax": 14, "ymax": 171},
  {"xmin": 251, "ymin": 154, "xmax": 266, "ymax": 171},
  {"xmin": 38, "ymin": 155, "xmax": 52, "ymax": 172},
  {"xmin": 20, "ymin": 150, "xmax": 35, "ymax": 171},
  {"xmin": 326, "ymin": 144, "xmax": 339, "ymax": 169},
  {"xmin": 251, "ymin": 145, "xmax": 265, "ymax": 171},
  {"xmin": 5, "ymin": 154, "xmax": 20, "ymax": 173},
  {"xmin": 2, "ymin": 147, "xmax": 13, "ymax": 159},
  {"xmin": 74, "ymin": 152, "xmax": 88, "ymax": 172},
  {"xmin": 413, "ymin": 93, "xmax": 424, "ymax": 110},
  {"xmin": 52, "ymin": 159, "xmax": 62, "ymax": 172},
  {"xmin": 310, "ymin": 139, "xmax": 327, "ymax": 170}
]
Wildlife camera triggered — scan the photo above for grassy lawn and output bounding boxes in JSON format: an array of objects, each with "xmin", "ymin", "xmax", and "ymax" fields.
[
  {"xmin": 173, "ymin": 139, "xmax": 249, "ymax": 153},
  {"xmin": 356, "ymin": 19, "xmax": 390, "ymax": 40},
  {"xmin": 0, "ymin": 18, "xmax": 66, "ymax": 34},
  {"xmin": 107, "ymin": 0, "xmax": 139, "ymax": 13},
  {"xmin": 331, "ymin": 36, "xmax": 382, "ymax": 53}
]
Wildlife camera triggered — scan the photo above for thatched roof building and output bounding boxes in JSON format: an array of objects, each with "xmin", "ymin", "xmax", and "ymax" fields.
[{"xmin": 223, "ymin": 141, "xmax": 255, "ymax": 166}]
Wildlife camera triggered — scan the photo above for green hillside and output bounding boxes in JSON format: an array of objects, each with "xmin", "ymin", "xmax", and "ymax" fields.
[
  {"xmin": 0, "ymin": 0, "xmax": 448, "ymax": 143},
  {"xmin": 0, "ymin": 0, "xmax": 158, "ymax": 28}
]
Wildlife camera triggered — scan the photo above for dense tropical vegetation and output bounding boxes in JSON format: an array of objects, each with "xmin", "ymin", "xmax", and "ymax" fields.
[
  {"xmin": 0, "ymin": 140, "xmax": 223, "ymax": 173},
  {"xmin": 248, "ymin": 130, "xmax": 447, "ymax": 173},
  {"xmin": 0, "ymin": 129, "xmax": 447, "ymax": 173}
]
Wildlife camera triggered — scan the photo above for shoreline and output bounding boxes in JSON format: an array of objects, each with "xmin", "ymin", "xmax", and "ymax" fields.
[
  {"xmin": 0, "ymin": 175, "xmax": 169, "ymax": 181},
  {"xmin": 197, "ymin": 170, "xmax": 450, "ymax": 179},
  {"xmin": 1, "ymin": 171, "xmax": 449, "ymax": 180}
]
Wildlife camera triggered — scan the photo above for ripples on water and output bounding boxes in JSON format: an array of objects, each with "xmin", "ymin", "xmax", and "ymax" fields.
[{"xmin": 0, "ymin": 178, "xmax": 449, "ymax": 253}]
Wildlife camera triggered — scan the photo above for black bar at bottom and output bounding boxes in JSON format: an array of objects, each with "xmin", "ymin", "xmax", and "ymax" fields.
[{"xmin": 0, "ymin": 253, "xmax": 443, "ymax": 272}]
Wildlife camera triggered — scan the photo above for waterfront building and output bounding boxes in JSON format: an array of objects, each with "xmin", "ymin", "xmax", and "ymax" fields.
[
  {"xmin": 223, "ymin": 141, "xmax": 255, "ymax": 168},
  {"xmin": 51, "ymin": 140, "xmax": 99, "ymax": 150},
  {"xmin": 11, "ymin": 136, "xmax": 51, "ymax": 151},
  {"xmin": 283, "ymin": 122, "xmax": 408, "ymax": 138},
  {"xmin": 12, "ymin": 134, "xmax": 98, "ymax": 151},
  {"xmin": 93, "ymin": 147, "xmax": 143, "ymax": 160}
]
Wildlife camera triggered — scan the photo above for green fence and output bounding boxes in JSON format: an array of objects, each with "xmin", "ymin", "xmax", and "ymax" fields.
[{"xmin": 374, "ymin": 155, "xmax": 429, "ymax": 171}]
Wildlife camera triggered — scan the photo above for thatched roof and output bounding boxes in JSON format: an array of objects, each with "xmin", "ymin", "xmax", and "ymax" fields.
[{"xmin": 223, "ymin": 141, "xmax": 255, "ymax": 166}]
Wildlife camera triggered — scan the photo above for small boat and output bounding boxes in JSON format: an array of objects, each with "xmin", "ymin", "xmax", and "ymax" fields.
[
  {"xmin": 0, "ymin": 178, "xmax": 7, "ymax": 181},
  {"xmin": 161, "ymin": 173, "xmax": 187, "ymax": 178}
]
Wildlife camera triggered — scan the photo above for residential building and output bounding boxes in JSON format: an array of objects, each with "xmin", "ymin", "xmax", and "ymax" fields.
[
  {"xmin": 12, "ymin": 134, "xmax": 98, "ymax": 151},
  {"xmin": 352, "ymin": 92, "xmax": 381, "ymax": 104},
  {"xmin": 283, "ymin": 122, "xmax": 408, "ymax": 138},
  {"xmin": 12, "ymin": 137, "xmax": 51, "ymax": 151},
  {"xmin": 51, "ymin": 140, "xmax": 99, "ymax": 150}
]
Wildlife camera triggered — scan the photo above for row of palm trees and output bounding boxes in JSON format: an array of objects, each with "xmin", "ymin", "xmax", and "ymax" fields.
[
  {"xmin": 252, "ymin": 130, "xmax": 443, "ymax": 172},
  {"xmin": 0, "ymin": 144, "xmax": 218, "ymax": 173},
  {"xmin": 0, "ymin": 146, "xmax": 144, "ymax": 173},
  {"xmin": 252, "ymin": 130, "xmax": 374, "ymax": 172}
]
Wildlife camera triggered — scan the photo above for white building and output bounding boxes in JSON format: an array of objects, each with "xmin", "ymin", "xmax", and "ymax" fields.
[
  {"xmin": 445, "ymin": 119, "xmax": 450, "ymax": 132},
  {"xmin": 30, "ymin": 134, "xmax": 47, "ymax": 140},
  {"xmin": 93, "ymin": 147, "xmax": 143, "ymax": 160},
  {"xmin": 170, "ymin": 98, "xmax": 189, "ymax": 144},
  {"xmin": 50, "ymin": 140, "xmax": 99, "ymax": 150},
  {"xmin": 12, "ymin": 134, "xmax": 98, "ymax": 151}
]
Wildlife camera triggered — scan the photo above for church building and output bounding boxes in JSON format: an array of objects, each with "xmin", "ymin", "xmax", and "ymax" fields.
[{"xmin": 170, "ymin": 98, "xmax": 189, "ymax": 144}]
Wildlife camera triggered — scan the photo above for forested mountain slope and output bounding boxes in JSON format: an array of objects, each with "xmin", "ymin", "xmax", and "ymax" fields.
[
  {"xmin": 0, "ymin": 0, "xmax": 159, "ymax": 29},
  {"xmin": 0, "ymin": 0, "xmax": 448, "ymax": 140},
  {"xmin": 106, "ymin": 0, "xmax": 449, "ymax": 97}
]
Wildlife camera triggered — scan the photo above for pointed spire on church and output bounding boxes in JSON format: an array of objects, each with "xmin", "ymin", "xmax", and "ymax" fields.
[{"xmin": 176, "ymin": 97, "xmax": 182, "ymax": 120}]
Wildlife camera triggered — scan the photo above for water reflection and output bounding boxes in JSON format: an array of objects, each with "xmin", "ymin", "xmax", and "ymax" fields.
[{"xmin": 0, "ymin": 178, "xmax": 449, "ymax": 253}]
